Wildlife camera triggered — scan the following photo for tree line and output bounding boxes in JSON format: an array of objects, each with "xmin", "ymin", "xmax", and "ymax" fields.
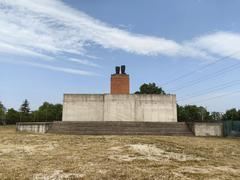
[
  {"xmin": 0, "ymin": 100, "xmax": 62, "ymax": 125},
  {"xmin": 136, "ymin": 83, "xmax": 240, "ymax": 122},
  {"xmin": 177, "ymin": 105, "xmax": 240, "ymax": 122},
  {"xmin": 1, "ymin": 83, "xmax": 240, "ymax": 124}
]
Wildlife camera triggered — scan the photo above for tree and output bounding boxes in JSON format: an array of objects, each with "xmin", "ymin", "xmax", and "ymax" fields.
[
  {"xmin": 36, "ymin": 102, "xmax": 62, "ymax": 121},
  {"xmin": 0, "ymin": 101, "xmax": 6, "ymax": 125},
  {"xmin": 6, "ymin": 108, "xmax": 19, "ymax": 124},
  {"xmin": 177, "ymin": 105, "xmax": 210, "ymax": 122},
  {"xmin": 135, "ymin": 83, "xmax": 166, "ymax": 94},
  {"xmin": 210, "ymin": 112, "xmax": 223, "ymax": 121},
  {"xmin": 19, "ymin": 99, "xmax": 30, "ymax": 122},
  {"xmin": 177, "ymin": 104, "xmax": 188, "ymax": 122},
  {"xmin": 54, "ymin": 104, "xmax": 63, "ymax": 121},
  {"xmin": 223, "ymin": 108, "xmax": 239, "ymax": 121}
]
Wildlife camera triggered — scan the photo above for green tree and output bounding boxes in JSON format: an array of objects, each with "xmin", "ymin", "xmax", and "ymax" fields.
[
  {"xmin": 0, "ymin": 101, "xmax": 6, "ymax": 125},
  {"xmin": 210, "ymin": 112, "xmax": 223, "ymax": 121},
  {"xmin": 54, "ymin": 104, "xmax": 63, "ymax": 121},
  {"xmin": 19, "ymin": 99, "xmax": 30, "ymax": 122},
  {"xmin": 36, "ymin": 102, "xmax": 62, "ymax": 121},
  {"xmin": 177, "ymin": 105, "xmax": 210, "ymax": 122},
  {"xmin": 6, "ymin": 108, "xmax": 19, "ymax": 124},
  {"xmin": 135, "ymin": 83, "xmax": 166, "ymax": 94},
  {"xmin": 177, "ymin": 104, "xmax": 188, "ymax": 122},
  {"xmin": 223, "ymin": 108, "xmax": 239, "ymax": 121}
]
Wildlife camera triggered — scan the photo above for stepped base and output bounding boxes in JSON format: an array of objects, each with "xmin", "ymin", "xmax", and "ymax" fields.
[{"xmin": 48, "ymin": 121, "xmax": 193, "ymax": 136}]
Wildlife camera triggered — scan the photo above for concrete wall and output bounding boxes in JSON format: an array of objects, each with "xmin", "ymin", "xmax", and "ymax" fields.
[
  {"xmin": 104, "ymin": 95, "xmax": 135, "ymax": 121},
  {"xmin": 62, "ymin": 94, "xmax": 104, "ymax": 122},
  {"xmin": 62, "ymin": 94, "xmax": 177, "ymax": 122},
  {"xmin": 16, "ymin": 122, "xmax": 53, "ymax": 133},
  {"xmin": 194, "ymin": 122, "xmax": 223, "ymax": 137},
  {"xmin": 135, "ymin": 95, "xmax": 177, "ymax": 122}
]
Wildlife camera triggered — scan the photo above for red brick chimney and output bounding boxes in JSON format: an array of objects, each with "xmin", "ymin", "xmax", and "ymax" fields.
[{"xmin": 110, "ymin": 65, "xmax": 130, "ymax": 94}]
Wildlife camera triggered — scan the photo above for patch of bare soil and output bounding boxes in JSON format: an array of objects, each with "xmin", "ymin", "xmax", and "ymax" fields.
[
  {"xmin": 129, "ymin": 144, "xmax": 204, "ymax": 161},
  {"xmin": 108, "ymin": 144, "xmax": 204, "ymax": 162},
  {"xmin": 33, "ymin": 170, "xmax": 84, "ymax": 180}
]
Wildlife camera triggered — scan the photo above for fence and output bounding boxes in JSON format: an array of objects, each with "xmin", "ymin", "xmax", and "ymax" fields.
[{"xmin": 223, "ymin": 121, "xmax": 240, "ymax": 137}]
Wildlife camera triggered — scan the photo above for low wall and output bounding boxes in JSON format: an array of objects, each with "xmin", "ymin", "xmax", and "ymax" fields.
[
  {"xmin": 16, "ymin": 122, "xmax": 53, "ymax": 133},
  {"xmin": 194, "ymin": 122, "xmax": 223, "ymax": 137},
  {"xmin": 62, "ymin": 94, "xmax": 177, "ymax": 122}
]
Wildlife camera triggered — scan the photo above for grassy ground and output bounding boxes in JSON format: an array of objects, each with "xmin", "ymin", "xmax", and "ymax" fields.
[{"xmin": 0, "ymin": 126, "xmax": 240, "ymax": 180}]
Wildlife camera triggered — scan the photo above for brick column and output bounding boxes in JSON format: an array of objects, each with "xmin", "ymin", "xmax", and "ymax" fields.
[{"xmin": 111, "ymin": 74, "xmax": 130, "ymax": 94}]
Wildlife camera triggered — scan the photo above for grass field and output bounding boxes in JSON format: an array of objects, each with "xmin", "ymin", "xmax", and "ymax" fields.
[{"xmin": 0, "ymin": 126, "xmax": 240, "ymax": 180}]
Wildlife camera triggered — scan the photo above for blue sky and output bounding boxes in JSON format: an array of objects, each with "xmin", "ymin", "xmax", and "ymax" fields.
[{"xmin": 0, "ymin": 0, "xmax": 240, "ymax": 112}]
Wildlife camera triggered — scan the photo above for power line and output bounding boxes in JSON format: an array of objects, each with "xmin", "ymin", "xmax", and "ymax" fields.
[
  {"xmin": 170, "ymin": 59, "xmax": 240, "ymax": 92},
  {"xmin": 161, "ymin": 51, "xmax": 240, "ymax": 86},
  {"xmin": 177, "ymin": 79, "xmax": 240, "ymax": 102},
  {"xmin": 184, "ymin": 89, "xmax": 240, "ymax": 104}
]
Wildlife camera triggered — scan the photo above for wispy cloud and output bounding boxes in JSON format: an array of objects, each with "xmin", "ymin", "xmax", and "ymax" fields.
[
  {"xmin": 23, "ymin": 62, "xmax": 99, "ymax": 76},
  {"xmin": 189, "ymin": 31, "xmax": 240, "ymax": 59},
  {"xmin": 0, "ymin": 0, "xmax": 240, "ymax": 76},
  {"xmin": 0, "ymin": 0, "xmax": 185, "ymax": 57},
  {"xmin": 0, "ymin": 42, "xmax": 54, "ymax": 61},
  {"xmin": 0, "ymin": 58, "xmax": 98, "ymax": 76},
  {"xmin": 68, "ymin": 58, "xmax": 101, "ymax": 68}
]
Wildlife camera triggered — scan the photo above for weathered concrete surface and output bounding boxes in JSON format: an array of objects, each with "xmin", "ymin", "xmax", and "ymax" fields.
[
  {"xmin": 16, "ymin": 122, "xmax": 53, "ymax": 133},
  {"xmin": 62, "ymin": 94, "xmax": 104, "ymax": 122},
  {"xmin": 104, "ymin": 95, "xmax": 135, "ymax": 122},
  {"xmin": 62, "ymin": 94, "xmax": 177, "ymax": 122},
  {"xmin": 135, "ymin": 95, "xmax": 177, "ymax": 122},
  {"xmin": 194, "ymin": 122, "xmax": 223, "ymax": 137}
]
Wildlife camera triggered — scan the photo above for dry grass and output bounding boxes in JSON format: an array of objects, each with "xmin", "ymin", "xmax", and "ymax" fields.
[{"xmin": 0, "ymin": 126, "xmax": 240, "ymax": 180}]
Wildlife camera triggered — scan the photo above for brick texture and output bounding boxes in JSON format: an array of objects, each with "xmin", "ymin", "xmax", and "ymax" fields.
[{"xmin": 111, "ymin": 74, "xmax": 130, "ymax": 94}]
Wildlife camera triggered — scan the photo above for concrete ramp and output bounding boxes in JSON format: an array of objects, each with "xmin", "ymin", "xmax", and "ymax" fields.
[{"xmin": 48, "ymin": 121, "xmax": 193, "ymax": 136}]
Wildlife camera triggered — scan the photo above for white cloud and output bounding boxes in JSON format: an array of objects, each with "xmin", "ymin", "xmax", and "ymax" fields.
[
  {"xmin": 0, "ymin": 42, "xmax": 54, "ymax": 61},
  {"xmin": 0, "ymin": 0, "xmax": 205, "ymax": 58},
  {"xmin": 23, "ymin": 62, "xmax": 99, "ymax": 76},
  {"xmin": 0, "ymin": 58, "xmax": 98, "ymax": 76},
  {"xmin": 0, "ymin": 0, "xmax": 240, "ymax": 76},
  {"xmin": 190, "ymin": 31, "xmax": 240, "ymax": 59},
  {"xmin": 68, "ymin": 58, "xmax": 101, "ymax": 68}
]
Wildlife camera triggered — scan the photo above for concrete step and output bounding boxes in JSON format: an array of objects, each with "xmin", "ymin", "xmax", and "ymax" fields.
[
  {"xmin": 53, "ymin": 121, "xmax": 187, "ymax": 125},
  {"xmin": 50, "ymin": 129, "xmax": 190, "ymax": 134},
  {"xmin": 48, "ymin": 121, "xmax": 193, "ymax": 136},
  {"xmin": 50, "ymin": 126, "xmax": 190, "ymax": 131},
  {"xmin": 51, "ymin": 122, "xmax": 187, "ymax": 128},
  {"xmin": 50, "ymin": 130, "xmax": 193, "ymax": 136},
  {"xmin": 50, "ymin": 125, "xmax": 190, "ymax": 130}
]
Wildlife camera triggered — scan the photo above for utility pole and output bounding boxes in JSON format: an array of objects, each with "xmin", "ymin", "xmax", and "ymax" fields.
[
  {"xmin": 33, "ymin": 111, "xmax": 36, "ymax": 122},
  {"xmin": 45, "ymin": 104, "xmax": 48, "ymax": 122}
]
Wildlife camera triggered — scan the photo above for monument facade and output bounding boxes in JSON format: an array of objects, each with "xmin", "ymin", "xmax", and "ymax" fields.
[{"xmin": 62, "ymin": 66, "xmax": 177, "ymax": 122}]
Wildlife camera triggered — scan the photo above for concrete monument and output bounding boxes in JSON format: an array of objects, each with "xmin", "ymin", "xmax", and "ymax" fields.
[{"xmin": 62, "ymin": 66, "xmax": 177, "ymax": 122}]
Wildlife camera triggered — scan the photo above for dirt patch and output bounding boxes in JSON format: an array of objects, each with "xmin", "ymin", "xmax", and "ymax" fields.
[
  {"xmin": 172, "ymin": 165, "xmax": 240, "ymax": 179},
  {"xmin": 109, "ymin": 144, "xmax": 204, "ymax": 162},
  {"xmin": 33, "ymin": 170, "xmax": 84, "ymax": 180},
  {"xmin": 0, "ymin": 143, "xmax": 57, "ymax": 156},
  {"xmin": 130, "ymin": 144, "xmax": 204, "ymax": 161},
  {"xmin": 178, "ymin": 166, "xmax": 240, "ymax": 174}
]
